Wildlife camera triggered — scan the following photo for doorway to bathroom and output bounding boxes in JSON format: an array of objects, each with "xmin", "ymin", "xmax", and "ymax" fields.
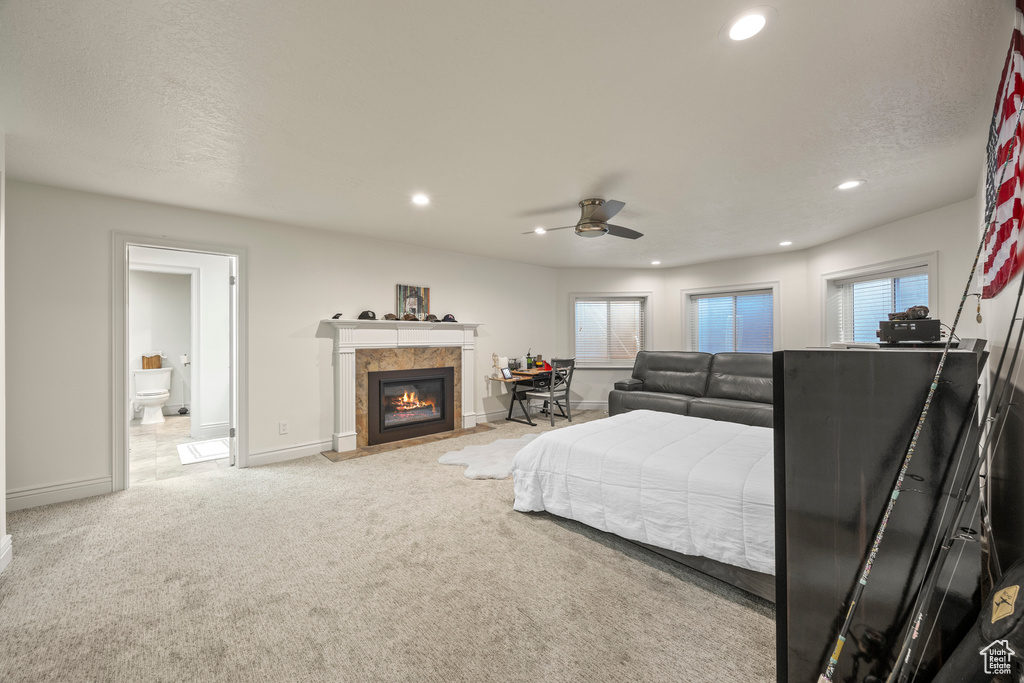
[{"xmin": 113, "ymin": 235, "xmax": 247, "ymax": 491}]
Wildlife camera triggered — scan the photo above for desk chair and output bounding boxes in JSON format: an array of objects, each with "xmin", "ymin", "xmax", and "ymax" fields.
[{"xmin": 523, "ymin": 358, "xmax": 575, "ymax": 427}]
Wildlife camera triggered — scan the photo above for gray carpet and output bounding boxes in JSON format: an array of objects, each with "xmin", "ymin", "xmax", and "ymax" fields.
[{"xmin": 0, "ymin": 411, "xmax": 775, "ymax": 682}]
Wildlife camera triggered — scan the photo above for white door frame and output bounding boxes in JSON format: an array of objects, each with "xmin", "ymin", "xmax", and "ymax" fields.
[{"xmin": 112, "ymin": 233, "xmax": 249, "ymax": 491}]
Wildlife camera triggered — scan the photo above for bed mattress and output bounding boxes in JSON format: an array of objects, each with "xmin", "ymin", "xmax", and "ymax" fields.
[{"xmin": 511, "ymin": 409, "xmax": 775, "ymax": 575}]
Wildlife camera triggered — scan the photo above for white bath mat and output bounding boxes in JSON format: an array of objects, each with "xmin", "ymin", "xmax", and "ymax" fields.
[
  {"xmin": 439, "ymin": 433, "xmax": 543, "ymax": 479},
  {"xmin": 177, "ymin": 438, "xmax": 230, "ymax": 465}
]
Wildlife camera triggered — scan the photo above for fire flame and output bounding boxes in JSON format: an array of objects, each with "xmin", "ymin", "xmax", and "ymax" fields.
[{"xmin": 391, "ymin": 390, "xmax": 436, "ymax": 412}]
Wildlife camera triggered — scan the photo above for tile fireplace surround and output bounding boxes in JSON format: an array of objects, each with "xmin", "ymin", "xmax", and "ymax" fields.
[{"xmin": 318, "ymin": 319, "xmax": 481, "ymax": 453}]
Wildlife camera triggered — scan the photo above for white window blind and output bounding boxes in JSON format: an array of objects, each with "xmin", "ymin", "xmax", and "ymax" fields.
[
  {"xmin": 689, "ymin": 290, "xmax": 773, "ymax": 353},
  {"xmin": 573, "ymin": 296, "xmax": 646, "ymax": 365},
  {"xmin": 833, "ymin": 267, "xmax": 928, "ymax": 343}
]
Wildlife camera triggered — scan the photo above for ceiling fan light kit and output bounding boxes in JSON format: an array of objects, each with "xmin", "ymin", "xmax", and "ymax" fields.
[
  {"xmin": 575, "ymin": 222, "xmax": 609, "ymax": 238},
  {"xmin": 524, "ymin": 198, "xmax": 644, "ymax": 240}
]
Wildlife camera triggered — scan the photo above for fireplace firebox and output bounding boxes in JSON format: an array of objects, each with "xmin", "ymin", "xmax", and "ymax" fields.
[{"xmin": 367, "ymin": 367, "xmax": 455, "ymax": 445}]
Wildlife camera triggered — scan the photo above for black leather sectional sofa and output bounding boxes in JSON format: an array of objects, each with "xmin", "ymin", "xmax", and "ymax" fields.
[{"xmin": 607, "ymin": 351, "xmax": 773, "ymax": 427}]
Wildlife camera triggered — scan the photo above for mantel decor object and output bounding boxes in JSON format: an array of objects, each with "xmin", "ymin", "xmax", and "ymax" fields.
[{"xmin": 396, "ymin": 284, "xmax": 430, "ymax": 321}]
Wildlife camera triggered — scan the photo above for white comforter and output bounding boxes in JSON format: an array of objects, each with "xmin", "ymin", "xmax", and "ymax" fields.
[{"xmin": 511, "ymin": 410, "xmax": 775, "ymax": 575}]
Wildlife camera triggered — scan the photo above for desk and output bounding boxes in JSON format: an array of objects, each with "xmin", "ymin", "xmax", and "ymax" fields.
[
  {"xmin": 491, "ymin": 367, "xmax": 551, "ymax": 426},
  {"xmin": 510, "ymin": 367, "xmax": 550, "ymax": 379}
]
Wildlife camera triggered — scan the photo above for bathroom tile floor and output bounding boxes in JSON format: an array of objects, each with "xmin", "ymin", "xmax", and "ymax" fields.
[{"xmin": 129, "ymin": 414, "xmax": 231, "ymax": 484}]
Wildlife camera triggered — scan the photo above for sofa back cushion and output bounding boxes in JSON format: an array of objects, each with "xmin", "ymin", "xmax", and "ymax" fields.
[
  {"xmin": 688, "ymin": 398, "xmax": 773, "ymax": 427},
  {"xmin": 706, "ymin": 353, "xmax": 773, "ymax": 404},
  {"xmin": 633, "ymin": 351, "xmax": 713, "ymax": 396}
]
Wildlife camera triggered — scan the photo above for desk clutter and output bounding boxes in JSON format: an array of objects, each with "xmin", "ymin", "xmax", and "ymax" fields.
[{"xmin": 492, "ymin": 350, "xmax": 550, "ymax": 377}]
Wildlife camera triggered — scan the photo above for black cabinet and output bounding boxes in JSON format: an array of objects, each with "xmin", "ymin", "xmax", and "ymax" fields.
[{"xmin": 774, "ymin": 347, "xmax": 984, "ymax": 683}]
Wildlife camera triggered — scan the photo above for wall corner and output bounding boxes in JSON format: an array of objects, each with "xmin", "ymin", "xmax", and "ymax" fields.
[{"xmin": 1, "ymin": 127, "xmax": 9, "ymax": 572}]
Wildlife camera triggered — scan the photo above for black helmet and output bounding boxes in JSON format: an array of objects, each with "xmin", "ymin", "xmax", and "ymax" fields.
[
  {"xmin": 358, "ymin": 310, "xmax": 376, "ymax": 320},
  {"xmin": 442, "ymin": 314, "xmax": 457, "ymax": 322}
]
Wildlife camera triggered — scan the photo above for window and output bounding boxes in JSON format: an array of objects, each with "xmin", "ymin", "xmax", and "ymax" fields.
[
  {"xmin": 688, "ymin": 290, "xmax": 774, "ymax": 353},
  {"xmin": 830, "ymin": 266, "xmax": 929, "ymax": 343},
  {"xmin": 572, "ymin": 295, "xmax": 647, "ymax": 366}
]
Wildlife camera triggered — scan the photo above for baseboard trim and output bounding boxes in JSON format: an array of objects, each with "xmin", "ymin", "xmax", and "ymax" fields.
[
  {"xmin": 131, "ymin": 403, "xmax": 187, "ymax": 418},
  {"xmin": 6, "ymin": 476, "xmax": 113, "ymax": 511},
  {"xmin": 0, "ymin": 535, "xmax": 12, "ymax": 574},
  {"xmin": 198, "ymin": 421, "xmax": 229, "ymax": 439},
  {"xmin": 249, "ymin": 440, "xmax": 333, "ymax": 467}
]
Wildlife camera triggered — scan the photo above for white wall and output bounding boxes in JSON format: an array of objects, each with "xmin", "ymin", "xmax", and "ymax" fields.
[
  {"xmin": 804, "ymin": 198, "xmax": 983, "ymax": 346},
  {"xmin": 0, "ymin": 129, "xmax": 9, "ymax": 571},
  {"xmin": 553, "ymin": 270, "xmax": 667, "ymax": 408},
  {"xmin": 5, "ymin": 181, "xmax": 557, "ymax": 504},
  {"xmin": 555, "ymin": 198, "xmax": 981, "ymax": 404},
  {"xmin": 664, "ymin": 251, "xmax": 809, "ymax": 350},
  {"xmin": 128, "ymin": 270, "xmax": 191, "ymax": 413},
  {"xmin": 129, "ymin": 247, "xmax": 232, "ymax": 438}
]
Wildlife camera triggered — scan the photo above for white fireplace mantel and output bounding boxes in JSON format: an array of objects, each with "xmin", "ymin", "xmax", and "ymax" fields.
[{"xmin": 317, "ymin": 319, "xmax": 482, "ymax": 453}]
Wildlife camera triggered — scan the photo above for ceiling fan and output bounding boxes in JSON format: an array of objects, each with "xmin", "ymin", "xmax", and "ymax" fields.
[{"xmin": 523, "ymin": 198, "xmax": 643, "ymax": 240}]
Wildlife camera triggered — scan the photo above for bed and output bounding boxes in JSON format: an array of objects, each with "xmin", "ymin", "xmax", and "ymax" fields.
[{"xmin": 511, "ymin": 409, "xmax": 775, "ymax": 599}]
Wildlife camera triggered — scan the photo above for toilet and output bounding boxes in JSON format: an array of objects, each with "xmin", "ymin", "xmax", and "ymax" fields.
[{"xmin": 132, "ymin": 367, "xmax": 173, "ymax": 424}]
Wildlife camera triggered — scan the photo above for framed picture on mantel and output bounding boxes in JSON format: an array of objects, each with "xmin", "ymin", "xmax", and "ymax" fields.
[{"xmin": 396, "ymin": 284, "xmax": 430, "ymax": 320}]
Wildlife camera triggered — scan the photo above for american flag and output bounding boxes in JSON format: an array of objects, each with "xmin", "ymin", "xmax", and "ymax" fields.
[{"xmin": 983, "ymin": 0, "xmax": 1024, "ymax": 299}]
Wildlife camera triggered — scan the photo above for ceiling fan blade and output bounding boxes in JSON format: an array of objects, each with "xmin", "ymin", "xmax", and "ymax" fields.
[
  {"xmin": 605, "ymin": 224, "xmax": 643, "ymax": 240},
  {"xmin": 590, "ymin": 200, "xmax": 625, "ymax": 223},
  {"xmin": 521, "ymin": 225, "xmax": 576, "ymax": 234}
]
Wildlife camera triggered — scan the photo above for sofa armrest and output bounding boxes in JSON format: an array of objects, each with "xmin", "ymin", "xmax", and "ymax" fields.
[{"xmin": 614, "ymin": 378, "xmax": 645, "ymax": 391}]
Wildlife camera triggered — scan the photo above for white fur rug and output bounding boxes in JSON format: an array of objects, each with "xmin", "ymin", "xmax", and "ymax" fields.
[{"xmin": 438, "ymin": 433, "xmax": 543, "ymax": 479}]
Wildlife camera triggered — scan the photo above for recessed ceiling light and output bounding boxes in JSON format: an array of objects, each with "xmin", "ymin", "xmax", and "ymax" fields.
[
  {"xmin": 834, "ymin": 180, "xmax": 865, "ymax": 190},
  {"xmin": 651, "ymin": 261, "xmax": 661, "ymax": 265},
  {"xmin": 411, "ymin": 193, "xmax": 430, "ymax": 205},
  {"xmin": 730, "ymin": 14, "xmax": 766, "ymax": 40},
  {"xmin": 534, "ymin": 227, "xmax": 547, "ymax": 234},
  {"xmin": 779, "ymin": 241, "xmax": 792, "ymax": 246},
  {"xmin": 720, "ymin": 6, "xmax": 777, "ymax": 44}
]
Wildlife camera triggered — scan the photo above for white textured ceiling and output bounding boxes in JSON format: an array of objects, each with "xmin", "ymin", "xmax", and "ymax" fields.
[{"xmin": 0, "ymin": 1, "xmax": 1012, "ymax": 268}]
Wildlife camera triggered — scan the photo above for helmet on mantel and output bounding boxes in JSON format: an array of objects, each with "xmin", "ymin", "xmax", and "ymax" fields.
[
  {"xmin": 442, "ymin": 314, "xmax": 457, "ymax": 322},
  {"xmin": 357, "ymin": 310, "xmax": 376, "ymax": 320}
]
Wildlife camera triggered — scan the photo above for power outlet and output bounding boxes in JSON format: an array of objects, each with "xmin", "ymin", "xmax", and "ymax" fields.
[{"xmin": 279, "ymin": 421, "xmax": 289, "ymax": 435}]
